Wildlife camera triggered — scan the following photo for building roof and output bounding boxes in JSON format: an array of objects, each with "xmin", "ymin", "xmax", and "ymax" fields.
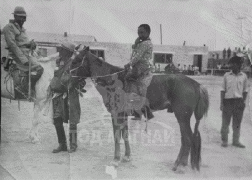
[{"xmin": 27, "ymin": 31, "xmax": 97, "ymax": 44}]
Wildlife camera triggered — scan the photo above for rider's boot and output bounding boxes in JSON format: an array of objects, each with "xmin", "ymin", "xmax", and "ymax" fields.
[{"xmin": 143, "ymin": 105, "xmax": 154, "ymax": 120}]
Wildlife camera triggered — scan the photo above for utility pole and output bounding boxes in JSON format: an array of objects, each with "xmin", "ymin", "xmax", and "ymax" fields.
[
  {"xmin": 248, "ymin": 30, "xmax": 252, "ymax": 42},
  {"xmin": 237, "ymin": 16, "xmax": 246, "ymax": 44},
  {"xmin": 160, "ymin": 24, "xmax": 163, "ymax": 45},
  {"xmin": 69, "ymin": 0, "xmax": 72, "ymax": 35},
  {"xmin": 214, "ymin": 25, "xmax": 217, "ymax": 50}
]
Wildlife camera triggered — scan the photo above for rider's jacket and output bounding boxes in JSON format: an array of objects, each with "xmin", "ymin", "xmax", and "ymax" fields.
[
  {"xmin": 130, "ymin": 38, "xmax": 153, "ymax": 74},
  {"xmin": 3, "ymin": 22, "xmax": 34, "ymax": 64}
]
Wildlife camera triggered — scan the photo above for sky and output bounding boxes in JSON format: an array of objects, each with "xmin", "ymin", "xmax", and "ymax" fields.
[{"xmin": 0, "ymin": 0, "xmax": 252, "ymax": 50}]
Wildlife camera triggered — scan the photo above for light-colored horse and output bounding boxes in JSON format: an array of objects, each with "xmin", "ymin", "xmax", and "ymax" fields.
[
  {"xmin": 237, "ymin": 42, "xmax": 252, "ymax": 76},
  {"xmin": 1, "ymin": 53, "xmax": 58, "ymax": 143},
  {"xmin": 238, "ymin": 42, "xmax": 252, "ymax": 63}
]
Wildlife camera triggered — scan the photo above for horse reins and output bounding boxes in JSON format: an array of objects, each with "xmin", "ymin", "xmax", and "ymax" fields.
[{"xmin": 69, "ymin": 48, "xmax": 126, "ymax": 79}]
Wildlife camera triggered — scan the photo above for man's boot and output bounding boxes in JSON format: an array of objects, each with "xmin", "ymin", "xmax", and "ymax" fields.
[
  {"xmin": 31, "ymin": 65, "xmax": 44, "ymax": 91},
  {"xmin": 68, "ymin": 124, "xmax": 78, "ymax": 153},
  {"xmin": 221, "ymin": 133, "xmax": 228, "ymax": 147},
  {"xmin": 232, "ymin": 133, "xmax": 245, "ymax": 148},
  {"xmin": 53, "ymin": 124, "xmax": 67, "ymax": 153}
]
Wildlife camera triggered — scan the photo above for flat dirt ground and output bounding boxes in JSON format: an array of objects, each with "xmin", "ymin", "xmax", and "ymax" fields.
[{"xmin": 1, "ymin": 75, "xmax": 252, "ymax": 180}]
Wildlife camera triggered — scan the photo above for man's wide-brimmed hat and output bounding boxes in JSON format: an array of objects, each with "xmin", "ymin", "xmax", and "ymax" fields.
[
  {"xmin": 61, "ymin": 42, "xmax": 76, "ymax": 52},
  {"xmin": 12, "ymin": 6, "xmax": 27, "ymax": 17}
]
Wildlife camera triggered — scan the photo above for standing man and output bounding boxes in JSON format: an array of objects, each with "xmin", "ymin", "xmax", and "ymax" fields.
[
  {"xmin": 125, "ymin": 24, "xmax": 154, "ymax": 120},
  {"xmin": 223, "ymin": 48, "xmax": 227, "ymax": 59},
  {"xmin": 227, "ymin": 47, "xmax": 231, "ymax": 59},
  {"xmin": 220, "ymin": 56, "xmax": 249, "ymax": 148},
  {"xmin": 51, "ymin": 42, "xmax": 82, "ymax": 153},
  {"xmin": 3, "ymin": 6, "xmax": 43, "ymax": 93}
]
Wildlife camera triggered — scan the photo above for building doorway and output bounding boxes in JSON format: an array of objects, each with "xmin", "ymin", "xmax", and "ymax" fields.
[{"xmin": 193, "ymin": 54, "xmax": 202, "ymax": 72}]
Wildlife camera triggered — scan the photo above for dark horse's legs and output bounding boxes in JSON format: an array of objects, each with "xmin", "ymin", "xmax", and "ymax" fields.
[
  {"xmin": 111, "ymin": 112, "xmax": 131, "ymax": 164},
  {"xmin": 173, "ymin": 109, "xmax": 193, "ymax": 171}
]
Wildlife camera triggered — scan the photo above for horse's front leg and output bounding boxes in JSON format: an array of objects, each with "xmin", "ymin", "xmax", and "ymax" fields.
[
  {"xmin": 29, "ymin": 103, "xmax": 41, "ymax": 143},
  {"xmin": 110, "ymin": 114, "xmax": 122, "ymax": 167},
  {"xmin": 121, "ymin": 114, "xmax": 131, "ymax": 162}
]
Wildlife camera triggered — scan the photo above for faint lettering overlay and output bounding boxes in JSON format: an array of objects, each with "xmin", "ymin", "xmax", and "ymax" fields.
[{"xmin": 77, "ymin": 114, "xmax": 175, "ymax": 147}]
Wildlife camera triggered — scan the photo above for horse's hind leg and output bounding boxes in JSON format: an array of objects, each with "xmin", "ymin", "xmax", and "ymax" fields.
[{"xmin": 173, "ymin": 112, "xmax": 193, "ymax": 171}]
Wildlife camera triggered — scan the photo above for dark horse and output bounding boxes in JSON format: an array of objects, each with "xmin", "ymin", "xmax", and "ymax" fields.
[{"xmin": 70, "ymin": 47, "xmax": 209, "ymax": 171}]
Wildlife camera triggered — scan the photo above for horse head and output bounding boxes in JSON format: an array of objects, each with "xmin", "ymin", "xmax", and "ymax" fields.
[{"xmin": 70, "ymin": 45, "xmax": 91, "ymax": 78}]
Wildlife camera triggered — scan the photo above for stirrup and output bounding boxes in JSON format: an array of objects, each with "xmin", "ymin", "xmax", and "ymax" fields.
[
  {"xmin": 128, "ymin": 92, "xmax": 141, "ymax": 102},
  {"xmin": 14, "ymin": 86, "xmax": 36, "ymax": 101}
]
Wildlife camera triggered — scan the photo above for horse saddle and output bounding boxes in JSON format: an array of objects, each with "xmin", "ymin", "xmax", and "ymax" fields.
[
  {"xmin": 4, "ymin": 58, "xmax": 39, "ymax": 72},
  {"xmin": 16, "ymin": 63, "xmax": 40, "ymax": 73},
  {"xmin": 125, "ymin": 70, "xmax": 153, "ymax": 103},
  {"xmin": 3, "ymin": 63, "xmax": 44, "ymax": 101}
]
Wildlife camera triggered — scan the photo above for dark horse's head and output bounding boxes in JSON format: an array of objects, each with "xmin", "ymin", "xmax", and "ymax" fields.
[{"xmin": 71, "ymin": 46, "xmax": 126, "ymax": 87}]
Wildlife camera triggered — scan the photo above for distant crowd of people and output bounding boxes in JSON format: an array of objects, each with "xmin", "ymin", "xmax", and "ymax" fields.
[
  {"xmin": 154, "ymin": 63, "xmax": 200, "ymax": 75},
  {"xmin": 216, "ymin": 63, "xmax": 229, "ymax": 70},
  {"xmin": 177, "ymin": 63, "xmax": 200, "ymax": 75}
]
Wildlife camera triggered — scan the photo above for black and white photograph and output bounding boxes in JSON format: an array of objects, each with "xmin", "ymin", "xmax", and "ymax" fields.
[{"xmin": 1, "ymin": 0, "xmax": 252, "ymax": 179}]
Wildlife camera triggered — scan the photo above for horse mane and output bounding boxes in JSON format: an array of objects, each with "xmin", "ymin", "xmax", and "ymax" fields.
[
  {"xmin": 87, "ymin": 51, "xmax": 124, "ymax": 74},
  {"xmin": 84, "ymin": 50, "xmax": 127, "ymax": 88}
]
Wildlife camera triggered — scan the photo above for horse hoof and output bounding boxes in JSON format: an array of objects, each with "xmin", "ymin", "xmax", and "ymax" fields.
[
  {"xmin": 110, "ymin": 160, "xmax": 119, "ymax": 167},
  {"xmin": 175, "ymin": 168, "xmax": 185, "ymax": 174},
  {"xmin": 29, "ymin": 135, "xmax": 36, "ymax": 143},
  {"xmin": 172, "ymin": 166, "xmax": 177, "ymax": 171},
  {"xmin": 172, "ymin": 165, "xmax": 187, "ymax": 174},
  {"xmin": 121, "ymin": 156, "xmax": 131, "ymax": 162},
  {"xmin": 29, "ymin": 135, "xmax": 40, "ymax": 144},
  {"xmin": 33, "ymin": 139, "xmax": 40, "ymax": 144},
  {"xmin": 29, "ymin": 134, "xmax": 34, "ymax": 141},
  {"xmin": 31, "ymin": 138, "xmax": 40, "ymax": 144}
]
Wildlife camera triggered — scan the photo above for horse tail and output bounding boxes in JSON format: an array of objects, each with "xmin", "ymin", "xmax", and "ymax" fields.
[
  {"xmin": 191, "ymin": 120, "xmax": 201, "ymax": 171},
  {"xmin": 195, "ymin": 85, "xmax": 209, "ymax": 120},
  {"xmin": 191, "ymin": 85, "xmax": 209, "ymax": 171}
]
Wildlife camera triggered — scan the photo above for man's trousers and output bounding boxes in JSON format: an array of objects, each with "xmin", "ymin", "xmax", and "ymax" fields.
[{"xmin": 221, "ymin": 98, "xmax": 245, "ymax": 143}]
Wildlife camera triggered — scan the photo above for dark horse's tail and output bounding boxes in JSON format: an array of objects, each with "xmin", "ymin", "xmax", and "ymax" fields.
[{"xmin": 191, "ymin": 85, "xmax": 209, "ymax": 171}]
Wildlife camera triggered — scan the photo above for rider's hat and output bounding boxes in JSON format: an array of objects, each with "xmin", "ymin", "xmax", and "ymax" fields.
[
  {"xmin": 12, "ymin": 6, "xmax": 27, "ymax": 17},
  {"xmin": 61, "ymin": 42, "xmax": 76, "ymax": 53}
]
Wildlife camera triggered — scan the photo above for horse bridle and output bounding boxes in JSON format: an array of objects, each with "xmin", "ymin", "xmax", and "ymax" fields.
[{"xmin": 69, "ymin": 46, "xmax": 125, "ymax": 83}]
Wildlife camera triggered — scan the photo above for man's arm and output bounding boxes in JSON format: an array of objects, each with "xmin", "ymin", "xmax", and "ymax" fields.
[
  {"xmin": 243, "ymin": 75, "xmax": 249, "ymax": 102},
  {"xmin": 220, "ymin": 91, "xmax": 225, "ymax": 111},
  {"xmin": 3, "ymin": 25, "xmax": 29, "ymax": 64},
  {"xmin": 243, "ymin": 92, "xmax": 248, "ymax": 103},
  {"xmin": 220, "ymin": 75, "xmax": 226, "ymax": 111}
]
